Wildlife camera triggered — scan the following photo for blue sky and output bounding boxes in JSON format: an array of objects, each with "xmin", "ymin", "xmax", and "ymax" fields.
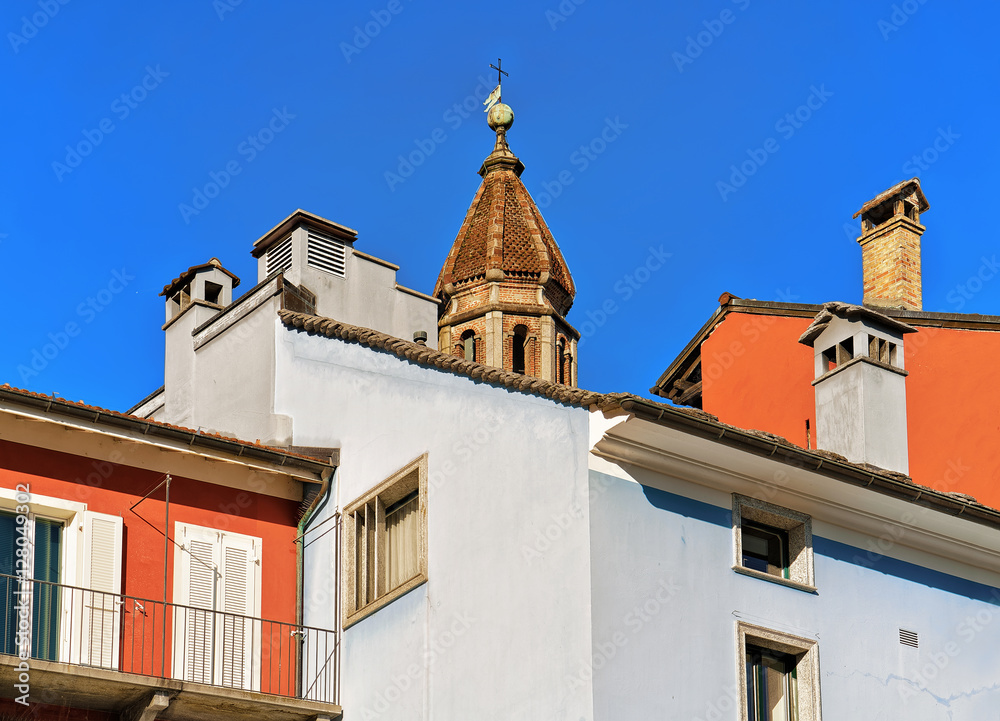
[{"xmin": 2, "ymin": 0, "xmax": 997, "ymax": 411}]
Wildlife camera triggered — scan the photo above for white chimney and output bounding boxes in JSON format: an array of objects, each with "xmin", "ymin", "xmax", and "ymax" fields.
[
  {"xmin": 160, "ymin": 258, "xmax": 240, "ymax": 427},
  {"xmin": 798, "ymin": 302, "xmax": 917, "ymax": 474}
]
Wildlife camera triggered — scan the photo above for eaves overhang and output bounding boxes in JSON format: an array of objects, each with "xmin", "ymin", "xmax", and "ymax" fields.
[{"xmin": 611, "ymin": 397, "xmax": 1000, "ymax": 533}]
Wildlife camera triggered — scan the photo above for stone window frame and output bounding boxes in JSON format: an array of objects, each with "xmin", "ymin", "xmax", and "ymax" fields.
[
  {"xmin": 737, "ymin": 621, "xmax": 822, "ymax": 721},
  {"xmin": 732, "ymin": 494, "xmax": 816, "ymax": 593},
  {"xmin": 342, "ymin": 454, "xmax": 428, "ymax": 628}
]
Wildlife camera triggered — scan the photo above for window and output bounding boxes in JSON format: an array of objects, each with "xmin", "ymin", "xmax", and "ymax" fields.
[
  {"xmin": 461, "ymin": 330, "xmax": 476, "ymax": 362},
  {"xmin": 741, "ymin": 522, "xmax": 789, "ymax": 579},
  {"xmin": 343, "ymin": 455, "xmax": 428, "ymax": 627},
  {"xmin": 738, "ymin": 623, "xmax": 821, "ymax": 721},
  {"xmin": 746, "ymin": 645, "xmax": 798, "ymax": 720},
  {"xmin": 0, "ymin": 492, "xmax": 122, "ymax": 668},
  {"xmin": 557, "ymin": 338, "xmax": 572, "ymax": 384},
  {"xmin": 512, "ymin": 325, "xmax": 528, "ymax": 374},
  {"xmin": 1, "ymin": 510, "xmax": 62, "ymax": 661},
  {"xmin": 173, "ymin": 522, "xmax": 261, "ymax": 690},
  {"xmin": 733, "ymin": 495, "xmax": 814, "ymax": 591}
]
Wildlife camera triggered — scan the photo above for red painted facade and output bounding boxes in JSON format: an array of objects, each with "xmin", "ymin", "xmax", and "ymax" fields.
[
  {"xmin": 0, "ymin": 439, "xmax": 300, "ymax": 622},
  {"xmin": 0, "ymin": 431, "xmax": 312, "ymax": 715},
  {"xmin": 699, "ymin": 311, "xmax": 1000, "ymax": 507}
]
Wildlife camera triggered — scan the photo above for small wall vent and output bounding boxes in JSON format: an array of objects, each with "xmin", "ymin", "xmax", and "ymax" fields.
[
  {"xmin": 899, "ymin": 629, "xmax": 919, "ymax": 648},
  {"xmin": 266, "ymin": 236, "xmax": 293, "ymax": 276},
  {"xmin": 307, "ymin": 232, "xmax": 346, "ymax": 278}
]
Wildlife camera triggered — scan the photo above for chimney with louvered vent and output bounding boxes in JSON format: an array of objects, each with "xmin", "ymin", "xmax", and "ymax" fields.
[
  {"xmin": 249, "ymin": 210, "xmax": 439, "ymax": 347},
  {"xmin": 251, "ymin": 213, "xmax": 355, "ymax": 313}
]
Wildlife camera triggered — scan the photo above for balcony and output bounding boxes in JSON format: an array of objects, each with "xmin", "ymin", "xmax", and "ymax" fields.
[{"xmin": 0, "ymin": 573, "xmax": 341, "ymax": 720}]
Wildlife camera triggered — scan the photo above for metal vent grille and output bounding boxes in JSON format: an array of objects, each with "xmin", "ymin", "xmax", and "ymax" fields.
[
  {"xmin": 307, "ymin": 232, "xmax": 346, "ymax": 278},
  {"xmin": 266, "ymin": 236, "xmax": 293, "ymax": 276},
  {"xmin": 899, "ymin": 629, "xmax": 919, "ymax": 648}
]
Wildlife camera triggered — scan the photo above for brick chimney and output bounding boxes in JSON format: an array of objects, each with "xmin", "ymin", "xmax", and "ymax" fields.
[{"xmin": 853, "ymin": 178, "xmax": 929, "ymax": 310}]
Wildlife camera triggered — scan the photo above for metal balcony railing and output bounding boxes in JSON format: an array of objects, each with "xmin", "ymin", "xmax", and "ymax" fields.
[{"xmin": 0, "ymin": 573, "xmax": 338, "ymax": 704}]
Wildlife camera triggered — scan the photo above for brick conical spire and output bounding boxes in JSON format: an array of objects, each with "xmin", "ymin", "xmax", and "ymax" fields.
[{"xmin": 435, "ymin": 103, "xmax": 579, "ymax": 386}]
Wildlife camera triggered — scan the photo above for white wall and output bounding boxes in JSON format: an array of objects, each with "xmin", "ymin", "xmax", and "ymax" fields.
[
  {"xmin": 189, "ymin": 298, "xmax": 288, "ymax": 444},
  {"xmin": 157, "ymin": 282, "xmax": 290, "ymax": 445},
  {"xmin": 587, "ymin": 464, "xmax": 1000, "ymax": 720},
  {"xmin": 279, "ymin": 322, "xmax": 595, "ymax": 720}
]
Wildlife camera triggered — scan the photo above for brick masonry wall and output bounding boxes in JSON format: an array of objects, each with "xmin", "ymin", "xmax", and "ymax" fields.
[
  {"xmin": 454, "ymin": 283, "xmax": 492, "ymax": 314},
  {"xmin": 860, "ymin": 220, "xmax": 922, "ymax": 310}
]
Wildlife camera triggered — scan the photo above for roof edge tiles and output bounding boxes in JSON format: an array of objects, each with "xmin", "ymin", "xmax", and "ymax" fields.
[
  {"xmin": 278, "ymin": 309, "xmax": 604, "ymax": 408},
  {"xmin": 0, "ymin": 384, "xmax": 334, "ymax": 475},
  {"xmin": 615, "ymin": 397, "xmax": 1000, "ymax": 532}
]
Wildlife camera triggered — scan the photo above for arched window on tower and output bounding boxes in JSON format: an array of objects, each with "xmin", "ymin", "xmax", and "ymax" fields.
[
  {"xmin": 512, "ymin": 325, "xmax": 528, "ymax": 375},
  {"xmin": 461, "ymin": 330, "xmax": 476, "ymax": 362},
  {"xmin": 557, "ymin": 338, "xmax": 566, "ymax": 384}
]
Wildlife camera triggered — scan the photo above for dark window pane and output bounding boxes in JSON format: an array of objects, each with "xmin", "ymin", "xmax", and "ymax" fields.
[
  {"xmin": 742, "ymin": 523, "xmax": 789, "ymax": 578},
  {"xmin": 0, "ymin": 512, "xmax": 16, "ymax": 655},
  {"xmin": 32, "ymin": 518, "xmax": 62, "ymax": 660},
  {"xmin": 747, "ymin": 645, "xmax": 799, "ymax": 721}
]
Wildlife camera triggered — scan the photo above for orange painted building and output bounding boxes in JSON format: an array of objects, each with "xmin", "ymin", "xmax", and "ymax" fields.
[
  {"xmin": 654, "ymin": 179, "xmax": 1000, "ymax": 509},
  {"xmin": 0, "ymin": 385, "xmax": 340, "ymax": 721}
]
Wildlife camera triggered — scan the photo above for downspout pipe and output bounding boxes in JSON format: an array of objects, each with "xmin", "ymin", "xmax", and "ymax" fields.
[{"xmin": 295, "ymin": 465, "xmax": 335, "ymax": 695}]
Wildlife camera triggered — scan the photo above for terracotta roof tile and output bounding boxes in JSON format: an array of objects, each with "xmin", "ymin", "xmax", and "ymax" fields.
[
  {"xmin": 161, "ymin": 258, "xmax": 240, "ymax": 297},
  {"xmin": 279, "ymin": 309, "xmax": 606, "ymax": 408},
  {"xmin": 434, "ymin": 134, "xmax": 575, "ymax": 309}
]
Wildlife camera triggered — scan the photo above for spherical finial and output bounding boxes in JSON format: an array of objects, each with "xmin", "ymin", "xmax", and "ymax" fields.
[{"xmin": 487, "ymin": 103, "xmax": 514, "ymax": 132}]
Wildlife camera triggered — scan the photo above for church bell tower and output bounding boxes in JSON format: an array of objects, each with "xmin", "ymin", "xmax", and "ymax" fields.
[{"xmin": 434, "ymin": 69, "xmax": 579, "ymax": 386}]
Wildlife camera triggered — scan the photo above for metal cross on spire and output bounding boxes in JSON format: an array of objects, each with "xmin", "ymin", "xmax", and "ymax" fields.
[
  {"xmin": 490, "ymin": 58, "xmax": 508, "ymax": 93},
  {"xmin": 483, "ymin": 58, "xmax": 508, "ymax": 113}
]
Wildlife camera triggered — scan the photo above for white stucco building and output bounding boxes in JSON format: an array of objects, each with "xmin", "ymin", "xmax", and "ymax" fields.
[{"xmin": 128, "ymin": 106, "xmax": 1000, "ymax": 720}]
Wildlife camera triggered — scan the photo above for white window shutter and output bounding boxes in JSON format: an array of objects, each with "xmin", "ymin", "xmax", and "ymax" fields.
[
  {"xmin": 220, "ymin": 533, "xmax": 259, "ymax": 690},
  {"xmin": 173, "ymin": 522, "xmax": 261, "ymax": 690},
  {"xmin": 79, "ymin": 511, "xmax": 122, "ymax": 669},
  {"xmin": 174, "ymin": 523, "xmax": 219, "ymax": 684}
]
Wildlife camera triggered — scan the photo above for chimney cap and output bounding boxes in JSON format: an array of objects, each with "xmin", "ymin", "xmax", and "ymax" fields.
[
  {"xmin": 160, "ymin": 258, "xmax": 241, "ymax": 297},
  {"xmin": 798, "ymin": 302, "xmax": 917, "ymax": 346},
  {"xmin": 413, "ymin": 330, "xmax": 428, "ymax": 345},
  {"xmin": 852, "ymin": 178, "xmax": 929, "ymax": 219},
  {"xmin": 251, "ymin": 209, "xmax": 358, "ymax": 259}
]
